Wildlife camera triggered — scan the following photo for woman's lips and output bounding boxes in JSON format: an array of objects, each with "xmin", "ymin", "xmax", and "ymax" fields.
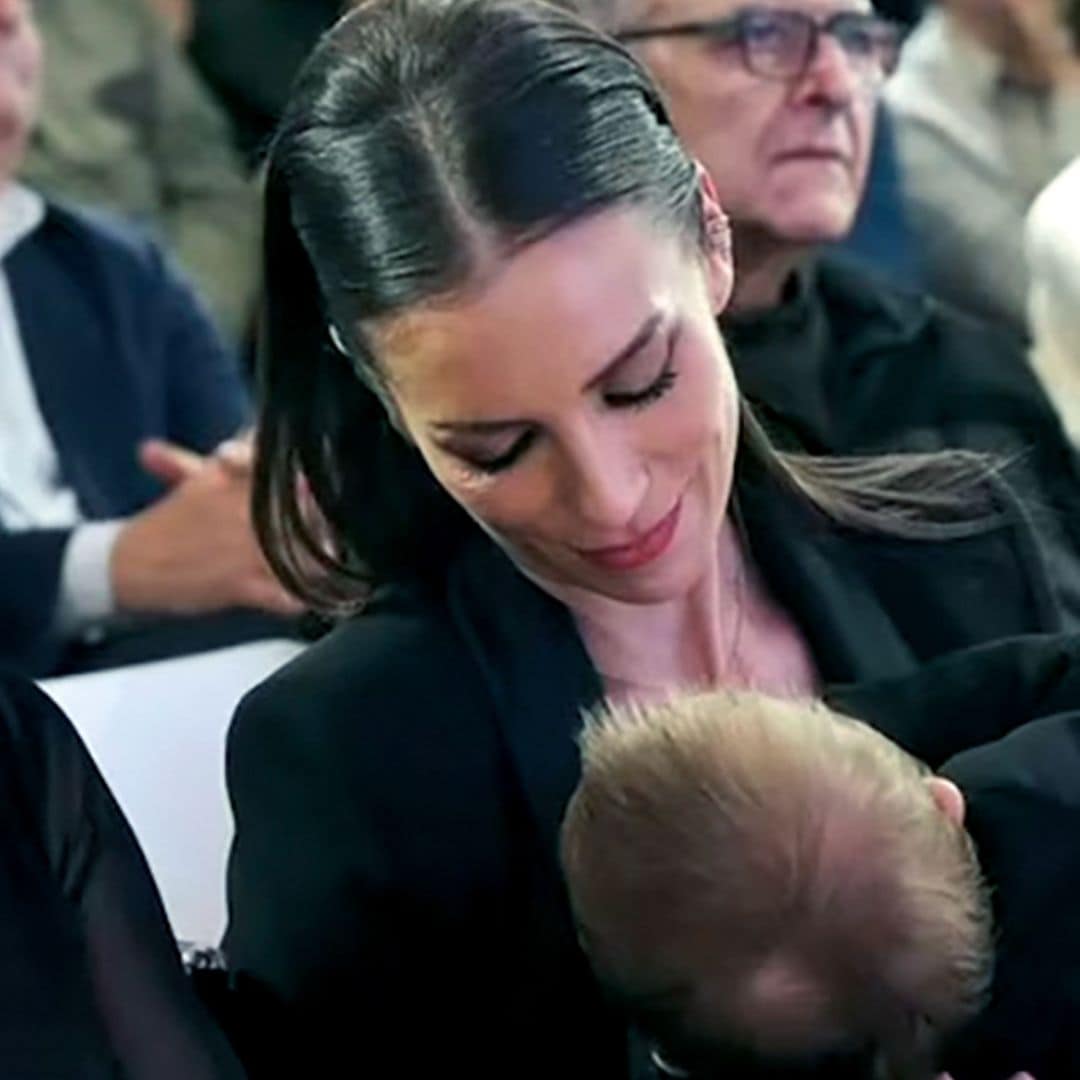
[{"xmin": 578, "ymin": 499, "xmax": 682, "ymax": 572}]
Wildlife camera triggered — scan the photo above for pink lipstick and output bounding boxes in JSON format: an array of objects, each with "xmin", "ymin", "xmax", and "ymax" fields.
[{"xmin": 578, "ymin": 499, "xmax": 682, "ymax": 572}]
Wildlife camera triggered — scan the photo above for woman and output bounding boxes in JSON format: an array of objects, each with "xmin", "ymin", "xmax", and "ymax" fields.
[
  {"xmin": 0, "ymin": 672, "xmax": 241, "ymax": 1078},
  {"xmin": 223, "ymin": 1, "xmax": 1060, "ymax": 1075}
]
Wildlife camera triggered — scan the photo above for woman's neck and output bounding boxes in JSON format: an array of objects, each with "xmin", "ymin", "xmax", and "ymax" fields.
[{"xmin": 534, "ymin": 516, "xmax": 820, "ymax": 702}]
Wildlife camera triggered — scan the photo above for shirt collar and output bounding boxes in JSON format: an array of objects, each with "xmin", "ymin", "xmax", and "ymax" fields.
[{"xmin": 0, "ymin": 183, "xmax": 44, "ymax": 262}]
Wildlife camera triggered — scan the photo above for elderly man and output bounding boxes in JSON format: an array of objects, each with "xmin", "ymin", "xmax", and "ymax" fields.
[
  {"xmin": 562, "ymin": 641, "xmax": 1080, "ymax": 1077},
  {"xmin": 567, "ymin": 0, "xmax": 1080, "ymax": 628},
  {"xmin": 887, "ymin": 0, "xmax": 1080, "ymax": 334},
  {"xmin": 0, "ymin": 0, "xmax": 300, "ymax": 677}
]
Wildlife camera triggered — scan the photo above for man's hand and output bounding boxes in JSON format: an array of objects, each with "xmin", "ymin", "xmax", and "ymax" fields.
[
  {"xmin": 140, "ymin": 433, "xmax": 254, "ymax": 487},
  {"xmin": 111, "ymin": 440, "xmax": 301, "ymax": 617}
]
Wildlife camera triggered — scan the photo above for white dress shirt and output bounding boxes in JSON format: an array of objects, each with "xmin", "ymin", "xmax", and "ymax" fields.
[{"xmin": 0, "ymin": 184, "xmax": 121, "ymax": 635}]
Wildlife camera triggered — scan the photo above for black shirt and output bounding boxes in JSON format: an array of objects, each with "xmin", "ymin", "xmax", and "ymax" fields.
[{"xmin": 724, "ymin": 257, "xmax": 1080, "ymax": 627}]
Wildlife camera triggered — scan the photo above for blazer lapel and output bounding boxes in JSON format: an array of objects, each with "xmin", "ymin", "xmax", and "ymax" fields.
[
  {"xmin": 737, "ymin": 474, "xmax": 915, "ymax": 684},
  {"xmin": 7, "ymin": 215, "xmax": 153, "ymax": 519},
  {"xmin": 447, "ymin": 536, "xmax": 603, "ymax": 866}
]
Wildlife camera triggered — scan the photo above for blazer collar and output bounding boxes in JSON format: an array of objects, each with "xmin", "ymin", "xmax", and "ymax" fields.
[
  {"xmin": 446, "ymin": 534, "xmax": 603, "ymax": 867},
  {"xmin": 734, "ymin": 465, "xmax": 915, "ymax": 684}
]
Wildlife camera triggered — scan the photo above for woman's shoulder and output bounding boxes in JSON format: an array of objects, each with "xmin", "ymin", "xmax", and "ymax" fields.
[{"xmin": 229, "ymin": 583, "xmax": 488, "ymax": 754}]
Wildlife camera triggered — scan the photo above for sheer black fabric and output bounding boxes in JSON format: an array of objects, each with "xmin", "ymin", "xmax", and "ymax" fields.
[{"xmin": 0, "ymin": 672, "xmax": 242, "ymax": 1079}]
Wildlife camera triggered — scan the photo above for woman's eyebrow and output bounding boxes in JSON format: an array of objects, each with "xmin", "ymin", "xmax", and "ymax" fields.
[
  {"xmin": 583, "ymin": 310, "xmax": 665, "ymax": 391},
  {"xmin": 429, "ymin": 311, "xmax": 666, "ymax": 437},
  {"xmin": 430, "ymin": 416, "xmax": 529, "ymax": 436}
]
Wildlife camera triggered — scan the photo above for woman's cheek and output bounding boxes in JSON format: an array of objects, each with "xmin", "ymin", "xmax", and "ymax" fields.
[{"xmin": 435, "ymin": 463, "xmax": 560, "ymax": 543}]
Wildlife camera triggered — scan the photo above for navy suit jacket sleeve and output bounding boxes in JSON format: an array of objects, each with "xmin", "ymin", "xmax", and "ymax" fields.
[
  {"xmin": 0, "ymin": 203, "xmax": 251, "ymax": 676},
  {"xmin": 144, "ymin": 228, "xmax": 251, "ymax": 452}
]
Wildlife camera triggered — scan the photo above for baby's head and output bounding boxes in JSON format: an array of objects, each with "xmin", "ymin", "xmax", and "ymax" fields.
[{"xmin": 560, "ymin": 691, "xmax": 993, "ymax": 1079}]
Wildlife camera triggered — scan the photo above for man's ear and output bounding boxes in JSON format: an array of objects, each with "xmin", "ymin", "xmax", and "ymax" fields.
[
  {"xmin": 695, "ymin": 161, "xmax": 734, "ymax": 314},
  {"xmin": 927, "ymin": 777, "xmax": 966, "ymax": 828}
]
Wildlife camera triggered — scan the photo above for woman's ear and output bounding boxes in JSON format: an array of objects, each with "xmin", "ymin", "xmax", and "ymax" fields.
[
  {"xmin": 696, "ymin": 162, "xmax": 734, "ymax": 314},
  {"xmin": 927, "ymin": 777, "xmax": 966, "ymax": 828},
  {"xmin": 329, "ymin": 322, "xmax": 413, "ymax": 442}
]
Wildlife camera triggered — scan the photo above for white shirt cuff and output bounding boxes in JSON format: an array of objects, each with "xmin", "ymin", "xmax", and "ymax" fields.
[{"xmin": 57, "ymin": 520, "xmax": 125, "ymax": 636}]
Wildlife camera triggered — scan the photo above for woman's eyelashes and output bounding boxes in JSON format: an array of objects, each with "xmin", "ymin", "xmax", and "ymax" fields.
[
  {"xmin": 602, "ymin": 330, "xmax": 680, "ymax": 410},
  {"xmin": 463, "ymin": 429, "xmax": 537, "ymax": 474},
  {"xmin": 455, "ymin": 337, "xmax": 681, "ymax": 475},
  {"xmin": 603, "ymin": 362, "xmax": 678, "ymax": 409}
]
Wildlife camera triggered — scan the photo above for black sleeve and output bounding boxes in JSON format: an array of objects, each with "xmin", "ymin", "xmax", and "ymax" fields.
[
  {"xmin": 826, "ymin": 633, "xmax": 1080, "ymax": 768},
  {"xmin": 223, "ymin": 677, "xmax": 427, "ymax": 1075},
  {"xmin": 221, "ymin": 614, "xmax": 532, "ymax": 1077},
  {"xmin": 0, "ymin": 674, "xmax": 243, "ymax": 1079},
  {"xmin": 151, "ymin": 240, "xmax": 251, "ymax": 452},
  {"xmin": 0, "ymin": 529, "xmax": 71, "ymax": 676},
  {"xmin": 940, "ymin": 712, "xmax": 1080, "ymax": 1080}
]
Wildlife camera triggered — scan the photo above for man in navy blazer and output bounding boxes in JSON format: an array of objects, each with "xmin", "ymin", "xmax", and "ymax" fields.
[{"xmin": 0, "ymin": 0, "xmax": 298, "ymax": 677}]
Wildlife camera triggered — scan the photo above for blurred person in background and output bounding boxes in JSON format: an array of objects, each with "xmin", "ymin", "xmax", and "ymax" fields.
[
  {"xmin": 563, "ymin": 667, "xmax": 1080, "ymax": 1078},
  {"xmin": 1026, "ymin": 154, "xmax": 1080, "ymax": 444},
  {"xmin": 887, "ymin": 0, "xmax": 1080, "ymax": 336},
  {"xmin": 188, "ymin": 0, "xmax": 343, "ymax": 162},
  {"xmin": 569, "ymin": 0, "xmax": 1080, "ymax": 627},
  {"xmin": 0, "ymin": 0, "xmax": 301, "ymax": 678},
  {"xmin": 20, "ymin": 0, "xmax": 259, "ymax": 344}
]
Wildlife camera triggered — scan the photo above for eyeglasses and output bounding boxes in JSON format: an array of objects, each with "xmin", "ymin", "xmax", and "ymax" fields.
[{"xmin": 617, "ymin": 7, "xmax": 904, "ymax": 84}]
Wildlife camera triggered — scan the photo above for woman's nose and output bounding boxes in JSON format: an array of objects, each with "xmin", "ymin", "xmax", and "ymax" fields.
[{"xmin": 562, "ymin": 427, "xmax": 648, "ymax": 535}]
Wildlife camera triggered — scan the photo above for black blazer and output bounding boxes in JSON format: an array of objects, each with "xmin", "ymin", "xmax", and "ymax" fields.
[
  {"xmin": 223, "ymin": 461, "xmax": 1061, "ymax": 1079},
  {"xmin": 826, "ymin": 635, "xmax": 1080, "ymax": 1080},
  {"xmin": 0, "ymin": 201, "xmax": 250, "ymax": 676},
  {"xmin": 0, "ymin": 672, "xmax": 242, "ymax": 1078},
  {"xmin": 725, "ymin": 258, "xmax": 1080, "ymax": 628}
]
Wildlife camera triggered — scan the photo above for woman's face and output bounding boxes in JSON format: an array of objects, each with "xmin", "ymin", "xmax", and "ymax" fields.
[{"xmin": 369, "ymin": 204, "xmax": 738, "ymax": 604}]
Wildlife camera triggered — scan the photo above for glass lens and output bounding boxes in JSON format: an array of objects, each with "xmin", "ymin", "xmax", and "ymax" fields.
[
  {"xmin": 830, "ymin": 13, "xmax": 902, "ymax": 75},
  {"xmin": 739, "ymin": 10, "xmax": 813, "ymax": 78}
]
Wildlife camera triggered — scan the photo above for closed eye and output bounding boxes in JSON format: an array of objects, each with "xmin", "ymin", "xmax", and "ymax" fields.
[
  {"xmin": 603, "ymin": 362, "xmax": 678, "ymax": 409},
  {"xmin": 454, "ymin": 429, "xmax": 537, "ymax": 475},
  {"xmin": 603, "ymin": 329, "xmax": 680, "ymax": 409}
]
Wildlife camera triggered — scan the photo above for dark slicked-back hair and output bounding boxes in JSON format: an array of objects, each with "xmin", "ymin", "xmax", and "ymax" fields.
[{"xmin": 254, "ymin": 0, "xmax": 702, "ymax": 610}]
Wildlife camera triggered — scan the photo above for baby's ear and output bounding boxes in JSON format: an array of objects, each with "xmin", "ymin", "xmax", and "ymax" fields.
[{"xmin": 926, "ymin": 777, "xmax": 966, "ymax": 828}]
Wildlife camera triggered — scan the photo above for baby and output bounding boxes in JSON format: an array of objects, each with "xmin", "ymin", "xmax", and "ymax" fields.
[{"xmin": 561, "ymin": 684, "xmax": 1070, "ymax": 1078}]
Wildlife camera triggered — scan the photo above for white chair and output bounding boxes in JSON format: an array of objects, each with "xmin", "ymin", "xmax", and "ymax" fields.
[{"xmin": 39, "ymin": 639, "xmax": 306, "ymax": 945}]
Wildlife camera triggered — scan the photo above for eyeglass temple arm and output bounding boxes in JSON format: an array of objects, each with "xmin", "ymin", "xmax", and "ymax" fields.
[{"xmin": 616, "ymin": 20, "xmax": 738, "ymax": 43}]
